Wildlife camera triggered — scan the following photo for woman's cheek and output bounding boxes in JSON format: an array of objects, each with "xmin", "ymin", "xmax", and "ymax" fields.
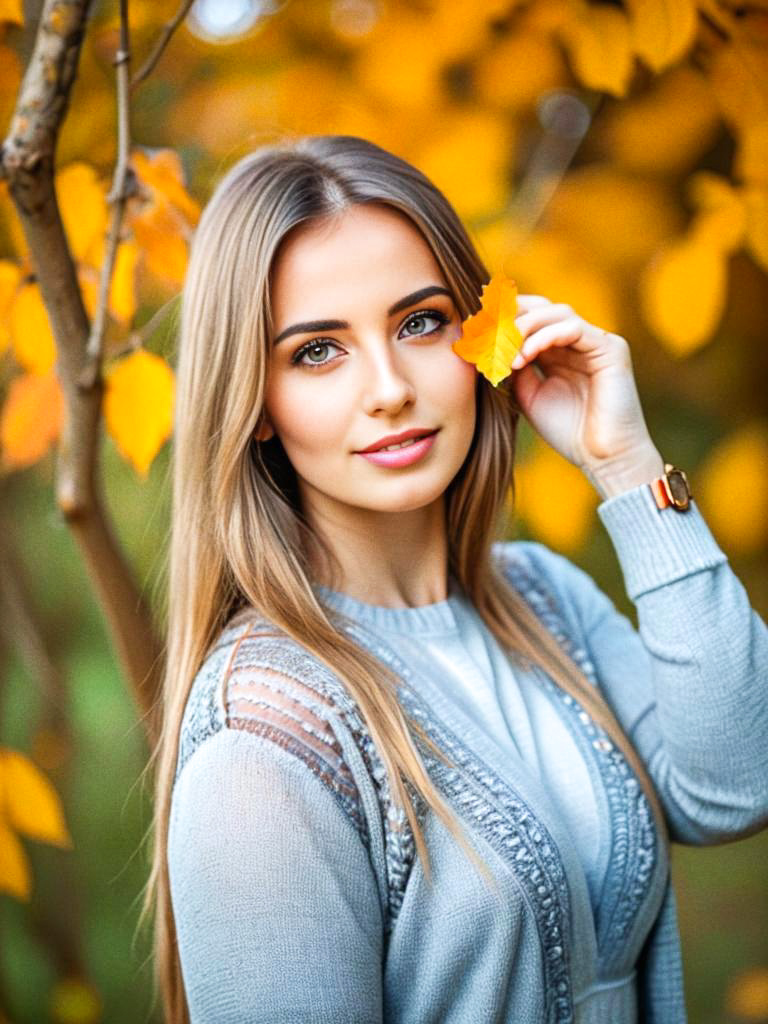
[{"xmin": 269, "ymin": 382, "xmax": 347, "ymax": 454}]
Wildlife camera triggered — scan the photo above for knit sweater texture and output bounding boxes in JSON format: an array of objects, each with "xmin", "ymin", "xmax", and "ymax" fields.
[{"xmin": 168, "ymin": 482, "xmax": 768, "ymax": 1023}]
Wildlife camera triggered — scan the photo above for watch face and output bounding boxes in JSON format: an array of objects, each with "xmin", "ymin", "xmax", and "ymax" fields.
[{"xmin": 667, "ymin": 470, "xmax": 690, "ymax": 507}]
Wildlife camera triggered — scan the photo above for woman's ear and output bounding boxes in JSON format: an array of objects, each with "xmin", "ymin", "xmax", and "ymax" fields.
[{"xmin": 253, "ymin": 414, "xmax": 275, "ymax": 442}]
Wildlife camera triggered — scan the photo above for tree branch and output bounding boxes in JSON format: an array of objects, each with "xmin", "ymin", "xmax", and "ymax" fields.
[
  {"xmin": 0, "ymin": 0, "xmax": 163, "ymax": 746},
  {"xmin": 79, "ymin": 0, "xmax": 138, "ymax": 389},
  {"xmin": 130, "ymin": 0, "xmax": 195, "ymax": 91}
]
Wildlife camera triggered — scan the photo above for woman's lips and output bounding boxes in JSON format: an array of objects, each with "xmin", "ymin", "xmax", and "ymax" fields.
[{"xmin": 355, "ymin": 430, "xmax": 438, "ymax": 468}]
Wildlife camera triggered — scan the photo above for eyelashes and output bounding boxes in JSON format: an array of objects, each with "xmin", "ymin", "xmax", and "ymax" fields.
[{"xmin": 290, "ymin": 309, "xmax": 450, "ymax": 370}]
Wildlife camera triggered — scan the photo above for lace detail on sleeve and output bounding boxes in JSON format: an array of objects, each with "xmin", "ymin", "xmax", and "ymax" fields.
[{"xmin": 225, "ymin": 659, "xmax": 369, "ymax": 846}]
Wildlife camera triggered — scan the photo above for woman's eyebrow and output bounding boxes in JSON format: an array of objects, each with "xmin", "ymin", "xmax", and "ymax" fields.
[{"xmin": 272, "ymin": 285, "xmax": 454, "ymax": 345}]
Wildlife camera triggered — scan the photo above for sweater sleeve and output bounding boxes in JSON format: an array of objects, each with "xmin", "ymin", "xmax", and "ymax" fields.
[
  {"xmin": 510, "ymin": 483, "xmax": 768, "ymax": 846},
  {"xmin": 168, "ymin": 726, "xmax": 384, "ymax": 1023}
]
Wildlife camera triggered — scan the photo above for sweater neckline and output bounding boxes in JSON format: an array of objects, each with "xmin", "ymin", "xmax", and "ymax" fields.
[{"xmin": 311, "ymin": 575, "xmax": 464, "ymax": 634}]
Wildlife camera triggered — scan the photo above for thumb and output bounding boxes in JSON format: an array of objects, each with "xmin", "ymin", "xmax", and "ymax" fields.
[{"xmin": 509, "ymin": 362, "xmax": 542, "ymax": 420}]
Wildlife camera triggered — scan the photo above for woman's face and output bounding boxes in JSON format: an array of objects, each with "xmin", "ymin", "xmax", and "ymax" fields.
[{"xmin": 262, "ymin": 203, "xmax": 478, "ymax": 526}]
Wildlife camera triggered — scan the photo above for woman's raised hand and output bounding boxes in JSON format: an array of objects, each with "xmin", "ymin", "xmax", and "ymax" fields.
[{"xmin": 509, "ymin": 294, "xmax": 665, "ymax": 498}]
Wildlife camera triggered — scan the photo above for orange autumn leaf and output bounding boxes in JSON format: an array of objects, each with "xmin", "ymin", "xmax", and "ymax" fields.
[
  {"xmin": 130, "ymin": 198, "xmax": 189, "ymax": 287},
  {"xmin": 625, "ymin": 0, "xmax": 698, "ymax": 74},
  {"xmin": 8, "ymin": 281, "xmax": 56, "ymax": 374},
  {"xmin": 512, "ymin": 437, "xmax": 598, "ymax": 553},
  {"xmin": 558, "ymin": 3, "xmax": 634, "ymax": 98},
  {"xmin": 104, "ymin": 347, "xmax": 175, "ymax": 477},
  {"xmin": 130, "ymin": 147, "xmax": 200, "ymax": 227},
  {"xmin": 0, "ymin": 371, "xmax": 64, "ymax": 469},
  {"xmin": 0, "ymin": 746, "xmax": 72, "ymax": 902},
  {"xmin": 109, "ymin": 238, "xmax": 140, "ymax": 325},
  {"xmin": 0, "ymin": 259, "xmax": 20, "ymax": 353},
  {"xmin": 0, "ymin": 819, "xmax": 29, "ymax": 900},
  {"xmin": 0, "ymin": 0, "xmax": 22, "ymax": 25},
  {"xmin": 452, "ymin": 270, "xmax": 524, "ymax": 387},
  {"xmin": 639, "ymin": 234, "xmax": 727, "ymax": 356},
  {"xmin": 55, "ymin": 162, "xmax": 108, "ymax": 268},
  {"xmin": 1, "ymin": 747, "xmax": 72, "ymax": 848}
]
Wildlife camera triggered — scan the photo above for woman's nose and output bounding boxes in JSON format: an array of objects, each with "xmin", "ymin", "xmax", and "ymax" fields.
[{"xmin": 361, "ymin": 343, "xmax": 417, "ymax": 416}]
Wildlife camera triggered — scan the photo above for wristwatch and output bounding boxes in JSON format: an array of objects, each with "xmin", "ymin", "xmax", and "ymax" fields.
[{"xmin": 649, "ymin": 463, "xmax": 692, "ymax": 511}]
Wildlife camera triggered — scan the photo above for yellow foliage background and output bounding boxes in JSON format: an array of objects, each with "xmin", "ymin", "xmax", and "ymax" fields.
[{"xmin": 0, "ymin": 2, "xmax": 766, "ymax": 1022}]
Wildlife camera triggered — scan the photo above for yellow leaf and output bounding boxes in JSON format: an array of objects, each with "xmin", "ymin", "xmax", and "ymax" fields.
[
  {"xmin": 55, "ymin": 163, "xmax": 108, "ymax": 267},
  {"xmin": 452, "ymin": 270, "xmax": 524, "ymax": 387},
  {"xmin": 104, "ymin": 348, "xmax": 175, "ymax": 477},
  {"xmin": 545, "ymin": 166, "xmax": 683, "ymax": 270},
  {"xmin": 725, "ymin": 964, "xmax": 768, "ymax": 1021},
  {"xmin": 9, "ymin": 281, "xmax": 56, "ymax": 374},
  {"xmin": 558, "ymin": 4, "xmax": 634, "ymax": 98},
  {"xmin": 512, "ymin": 438, "xmax": 598, "ymax": 553},
  {"xmin": 49, "ymin": 975, "xmax": 103, "ymax": 1024},
  {"xmin": 0, "ymin": 0, "xmax": 22, "ymax": 25},
  {"xmin": 474, "ymin": 25, "xmax": 567, "ymax": 111},
  {"xmin": 419, "ymin": 1, "xmax": 512, "ymax": 62},
  {"xmin": 0, "ymin": 258, "xmax": 20, "ymax": 353},
  {"xmin": 130, "ymin": 148, "xmax": 200, "ymax": 227},
  {"xmin": 109, "ymin": 238, "xmax": 139, "ymax": 325},
  {"xmin": 415, "ymin": 107, "xmax": 515, "ymax": 222},
  {"xmin": 355, "ymin": 11, "xmax": 448, "ymax": 111},
  {"xmin": 696, "ymin": 424, "xmax": 768, "ymax": 555},
  {"xmin": 0, "ymin": 43, "xmax": 22, "ymax": 137},
  {"xmin": 687, "ymin": 172, "xmax": 747, "ymax": 253},
  {"xmin": 0, "ymin": 371, "xmax": 64, "ymax": 470},
  {"xmin": 639, "ymin": 235, "xmax": 727, "ymax": 356},
  {"xmin": 0, "ymin": 820, "xmax": 30, "ymax": 901},
  {"xmin": 710, "ymin": 25, "xmax": 768, "ymax": 131},
  {"xmin": 596, "ymin": 65, "xmax": 720, "ymax": 176},
  {"xmin": 1, "ymin": 748, "xmax": 72, "ymax": 847},
  {"xmin": 130, "ymin": 199, "xmax": 188, "ymax": 287},
  {"xmin": 743, "ymin": 186, "xmax": 768, "ymax": 272},
  {"xmin": 626, "ymin": 0, "xmax": 698, "ymax": 72}
]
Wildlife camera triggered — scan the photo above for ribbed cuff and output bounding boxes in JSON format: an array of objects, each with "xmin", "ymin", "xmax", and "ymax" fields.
[{"xmin": 596, "ymin": 482, "xmax": 728, "ymax": 601}]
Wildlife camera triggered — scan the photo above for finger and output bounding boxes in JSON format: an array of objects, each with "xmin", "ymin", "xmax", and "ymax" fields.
[
  {"xmin": 511, "ymin": 316, "xmax": 586, "ymax": 368},
  {"xmin": 515, "ymin": 302, "xmax": 576, "ymax": 339},
  {"xmin": 509, "ymin": 359, "xmax": 544, "ymax": 418},
  {"xmin": 514, "ymin": 293, "xmax": 552, "ymax": 311}
]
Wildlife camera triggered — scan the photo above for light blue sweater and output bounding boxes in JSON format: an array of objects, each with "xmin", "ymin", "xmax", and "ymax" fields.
[{"xmin": 168, "ymin": 483, "xmax": 768, "ymax": 1023}]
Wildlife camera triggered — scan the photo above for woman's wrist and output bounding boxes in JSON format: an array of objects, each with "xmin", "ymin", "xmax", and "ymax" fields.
[{"xmin": 581, "ymin": 443, "xmax": 666, "ymax": 501}]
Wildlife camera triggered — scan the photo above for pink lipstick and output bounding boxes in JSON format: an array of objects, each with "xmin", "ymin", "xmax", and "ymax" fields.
[{"xmin": 356, "ymin": 430, "xmax": 439, "ymax": 468}]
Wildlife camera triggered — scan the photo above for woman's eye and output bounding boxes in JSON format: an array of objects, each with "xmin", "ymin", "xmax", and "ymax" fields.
[
  {"xmin": 291, "ymin": 340, "xmax": 341, "ymax": 368},
  {"xmin": 400, "ymin": 311, "xmax": 448, "ymax": 337},
  {"xmin": 291, "ymin": 310, "xmax": 448, "ymax": 369}
]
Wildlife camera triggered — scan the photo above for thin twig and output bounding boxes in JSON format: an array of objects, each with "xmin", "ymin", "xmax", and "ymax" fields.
[
  {"xmin": 108, "ymin": 293, "xmax": 181, "ymax": 361},
  {"xmin": 79, "ymin": 0, "xmax": 136, "ymax": 390},
  {"xmin": 130, "ymin": 0, "xmax": 195, "ymax": 91}
]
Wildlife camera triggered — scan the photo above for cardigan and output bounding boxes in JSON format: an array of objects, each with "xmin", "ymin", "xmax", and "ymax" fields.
[{"xmin": 168, "ymin": 482, "xmax": 768, "ymax": 1023}]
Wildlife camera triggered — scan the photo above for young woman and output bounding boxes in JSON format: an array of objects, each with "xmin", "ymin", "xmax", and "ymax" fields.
[{"xmin": 143, "ymin": 134, "xmax": 768, "ymax": 1024}]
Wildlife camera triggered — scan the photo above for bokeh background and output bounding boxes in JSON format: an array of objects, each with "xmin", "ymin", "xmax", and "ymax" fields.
[{"xmin": 1, "ymin": 0, "xmax": 767, "ymax": 1021}]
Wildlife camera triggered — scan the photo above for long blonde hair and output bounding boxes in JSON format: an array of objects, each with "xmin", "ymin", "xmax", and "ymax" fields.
[{"xmin": 139, "ymin": 134, "xmax": 668, "ymax": 1024}]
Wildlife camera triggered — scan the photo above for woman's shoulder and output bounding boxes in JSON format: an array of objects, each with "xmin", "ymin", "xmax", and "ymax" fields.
[
  {"xmin": 174, "ymin": 605, "xmax": 386, "ymax": 852},
  {"xmin": 177, "ymin": 606, "xmax": 357, "ymax": 771}
]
